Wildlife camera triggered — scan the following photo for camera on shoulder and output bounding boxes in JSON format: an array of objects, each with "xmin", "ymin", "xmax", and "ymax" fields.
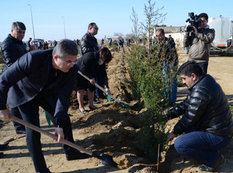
[{"xmin": 185, "ymin": 12, "xmax": 202, "ymax": 32}]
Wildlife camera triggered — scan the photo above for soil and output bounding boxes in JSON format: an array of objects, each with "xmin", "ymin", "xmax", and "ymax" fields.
[{"xmin": 0, "ymin": 48, "xmax": 233, "ymax": 173}]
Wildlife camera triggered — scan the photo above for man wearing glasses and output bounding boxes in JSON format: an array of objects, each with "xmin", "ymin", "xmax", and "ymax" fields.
[
  {"xmin": 0, "ymin": 39, "xmax": 90, "ymax": 173},
  {"xmin": 183, "ymin": 13, "xmax": 215, "ymax": 73}
]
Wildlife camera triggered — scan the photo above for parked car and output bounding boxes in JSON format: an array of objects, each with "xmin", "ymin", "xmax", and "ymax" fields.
[{"xmin": 31, "ymin": 39, "xmax": 44, "ymax": 49}]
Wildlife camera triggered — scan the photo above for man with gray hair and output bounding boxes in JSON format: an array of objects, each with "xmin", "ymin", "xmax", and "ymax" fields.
[
  {"xmin": 0, "ymin": 39, "xmax": 90, "ymax": 173},
  {"xmin": 0, "ymin": 21, "xmax": 27, "ymax": 134}
]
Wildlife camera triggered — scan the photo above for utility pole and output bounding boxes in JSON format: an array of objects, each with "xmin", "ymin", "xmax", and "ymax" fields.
[
  {"xmin": 61, "ymin": 16, "xmax": 66, "ymax": 38},
  {"xmin": 28, "ymin": 4, "xmax": 35, "ymax": 40}
]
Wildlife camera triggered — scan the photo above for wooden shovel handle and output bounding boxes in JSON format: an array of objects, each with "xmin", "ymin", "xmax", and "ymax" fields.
[
  {"xmin": 11, "ymin": 115, "xmax": 93, "ymax": 156},
  {"xmin": 77, "ymin": 71, "xmax": 120, "ymax": 103},
  {"xmin": 0, "ymin": 137, "xmax": 14, "ymax": 145}
]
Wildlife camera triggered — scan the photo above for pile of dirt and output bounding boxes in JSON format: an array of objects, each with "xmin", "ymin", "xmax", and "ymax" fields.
[
  {"xmin": 68, "ymin": 50, "xmax": 233, "ymax": 172},
  {"xmin": 107, "ymin": 51, "xmax": 133, "ymax": 102},
  {"xmin": 68, "ymin": 50, "xmax": 157, "ymax": 171}
]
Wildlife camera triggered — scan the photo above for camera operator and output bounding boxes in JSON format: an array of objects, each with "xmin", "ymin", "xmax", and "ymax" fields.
[{"xmin": 183, "ymin": 13, "xmax": 215, "ymax": 74}]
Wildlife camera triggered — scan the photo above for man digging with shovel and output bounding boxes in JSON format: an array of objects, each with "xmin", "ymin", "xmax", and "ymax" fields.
[{"xmin": 0, "ymin": 39, "xmax": 91, "ymax": 173}]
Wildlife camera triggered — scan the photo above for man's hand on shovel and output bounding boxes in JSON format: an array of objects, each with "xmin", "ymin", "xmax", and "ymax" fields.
[
  {"xmin": 0, "ymin": 109, "xmax": 11, "ymax": 121},
  {"xmin": 89, "ymin": 78, "xmax": 95, "ymax": 85},
  {"xmin": 105, "ymin": 87, "xmax": 111, "ymax": 95},
  {"xmin": 55, "ymin": 126, "xmax": 64, "ymax": 143},
  {"xmin": 168, "ymin": 132, "xmax": 177, "ymax": 142}
]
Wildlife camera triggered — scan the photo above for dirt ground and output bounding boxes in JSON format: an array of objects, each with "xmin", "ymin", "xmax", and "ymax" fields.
[{"xmin": 0, "ymin": 48, "xmax": 233, "ymax": 173}]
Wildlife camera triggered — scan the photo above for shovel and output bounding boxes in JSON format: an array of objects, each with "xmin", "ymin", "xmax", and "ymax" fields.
[
  {"xmin": 11, "ymin": 115, "xmax": 118, "ymax": 167},
  {"xmin": 78, "ymin": 71, "xmax": 131, "ymax": 109}
]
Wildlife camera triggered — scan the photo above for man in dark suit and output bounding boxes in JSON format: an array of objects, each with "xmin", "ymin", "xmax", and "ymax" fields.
[{"xmin": 0, "ymin": 39, "xmax": 90, "ymax": 173}]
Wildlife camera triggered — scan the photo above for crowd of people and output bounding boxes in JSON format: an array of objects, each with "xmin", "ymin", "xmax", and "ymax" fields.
[{"xmin": 0, "ymin": 12, "xmax": 232, "ymax": 173}]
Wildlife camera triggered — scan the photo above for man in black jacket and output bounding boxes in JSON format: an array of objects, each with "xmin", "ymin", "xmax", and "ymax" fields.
[
  {"xmin": 80, "ymin": 22, "xmax": 99, "ymax": 55},
  {"xmin": 166, "ymin": 61, "xmax": 233, "ymax": 172},
  {"xmin": 81, "ymin": 23, "xmax": 105, "ymax": 102},
  {"xmin": 0, "ymin": 21, "xmax": 28, "ymax": 134},
  {"xmin": 0, "ymin": 39, "xmax": 90, "ymax": 173}
]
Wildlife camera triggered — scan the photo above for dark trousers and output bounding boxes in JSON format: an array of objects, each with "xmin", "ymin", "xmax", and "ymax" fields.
[
  {"xmin": 11, "ymin": 107, "xmax": 25, "ymax": 132},
  {"xmin": 95, "ymin": 77, "xmax": 105, "ymax": 99},
  {"xmin": 198, "ymin": 62, "xmax": 208, "ymax": 74},
  {"xmin": 17, "ymin": 95, "xmax": 74, "ymax": 173}
]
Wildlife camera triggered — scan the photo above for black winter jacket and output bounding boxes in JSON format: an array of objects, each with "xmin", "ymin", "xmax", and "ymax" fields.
[
  {"xmin": 80, "ymin": 33, "xmax": 98, "ymax": 55},
  {"xmin": 168, "ymin": 74, "xmax": 233, "ymax": 137},
  {"xmin": 0, "ymin": 34, "xmax": 27, "ymax": 70}
]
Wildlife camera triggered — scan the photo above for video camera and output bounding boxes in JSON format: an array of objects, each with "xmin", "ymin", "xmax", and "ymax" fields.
[{"xmin": 185, "ymin": 12, "xmax": 202, "ymax": 32}]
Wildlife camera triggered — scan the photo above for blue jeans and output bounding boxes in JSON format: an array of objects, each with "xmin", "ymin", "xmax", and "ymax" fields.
[
  {"xmin": 174, "ymin": 131, "xmax": 231, "ymax": 167},
  {"xmin": 170, "ymin": 78, "xmax": 177, "ymax": 104},
  {"xmin": 95, "ymin": 77, "xmax": 105, "ymax": 99},
  {"xmin": 162, "ymin": 62, "xmax": 177, "ymax": 104}
]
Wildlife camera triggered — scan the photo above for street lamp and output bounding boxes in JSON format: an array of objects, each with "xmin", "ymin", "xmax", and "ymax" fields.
[
  {"xmin": 61, "ymin": 16, "xmax": 66, "ymax": 38},
  {"xmin": 28, "ymin": 4, "xmax": 35, "ymax": 40}
]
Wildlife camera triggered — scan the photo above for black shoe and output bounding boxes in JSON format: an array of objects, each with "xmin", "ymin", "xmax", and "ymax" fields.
[
  {"xmin": 36, "ymin": 168, "xmax": 51, "ymax": 173},
  {"xmin": 0, "ymin": 143, "xmax": 9, "ymax": 150},
  {"xmin": 79, "ymin": 109, "xmax": 87, "ymax": 114},
  {"xmin": 199, "ymin": 165, "xmax": 216, "ymax": 172},
  {"xmin": 89, "ymin": 106, "xmax": 99, "ymax": 110},
  {"xmin": 93, "ymin": 100, "xmax": 100, "ymax": 104},
  {"xmin": 66, "ymin": 150, "xmax": 90, "ymax": 161},
  {"xmin": 16, "ymin": 129, "xmax": 26, "ymax": 134},
  {"xmin": 199, "ymin": 154, "xmax": 225, "ymax": 172},
  {"xmin": 0, "ymin": 152, "xmax": 4, "ymax": 158}
]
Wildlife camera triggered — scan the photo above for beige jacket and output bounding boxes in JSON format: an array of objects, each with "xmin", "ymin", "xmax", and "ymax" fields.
[{"xmin": 183, "ymin": 27, "xmax": 215, "ymax": 63}]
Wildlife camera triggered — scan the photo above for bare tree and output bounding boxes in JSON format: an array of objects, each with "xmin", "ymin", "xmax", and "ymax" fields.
[
  {"xmin": 130, "ymin": 7, "xmax": 141, "ymax": 43},
  {"xmin": 141, "ymin": 0, "xmax": 166, "ymax": 54},
  {"xmin": 113, "ymin": 32, "xmax": 124, "ymax": 38}
]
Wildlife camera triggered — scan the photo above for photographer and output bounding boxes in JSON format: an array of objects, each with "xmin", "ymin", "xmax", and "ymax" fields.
[{"xmin": 183, "ymin": 13, "xmax": 215, "ymax": 73}]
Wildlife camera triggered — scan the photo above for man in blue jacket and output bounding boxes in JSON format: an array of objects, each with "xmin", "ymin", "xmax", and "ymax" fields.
[
  {"xmin": 166, "ymin": 61, "xmax": 233, "ymax": 172},
  {"xmin": 0, "ymin": 39, "xmax": 90, "ymax": 173}
]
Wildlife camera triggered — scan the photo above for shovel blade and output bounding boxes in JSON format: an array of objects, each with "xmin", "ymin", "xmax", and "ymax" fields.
[
  {"xmin": 92, "ymin": 152, "xmax": 118, "ymax": 167},
  {"xmin": 100, "ymin": 153, "xmax": 118, "ymax": 167},
  {"xmin": 106, "ymin": 95, "xmax": 112, "ymax": 102}
]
